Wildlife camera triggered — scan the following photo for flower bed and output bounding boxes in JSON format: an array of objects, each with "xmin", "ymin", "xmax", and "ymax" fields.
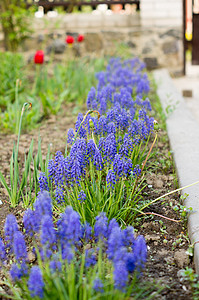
[{"xmin": 0, "ymin": 56, "xmax": 194, "ymax": 299}]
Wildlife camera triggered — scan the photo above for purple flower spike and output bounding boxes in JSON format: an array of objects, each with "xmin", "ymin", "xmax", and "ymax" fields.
[
  {"xmin": 114, "ymin": 260, "xmax": 128, "ymax": 291},
  {"xmin": 13, "ymin": 231, "xmax": 27, "ymax": 262},
  {"xmin": 125, "ymin": 252, "xmax": 136, "ymax": 273},
  {"xmin": 0, "ymin": 238, "xmax": 6, "ymax": 260},
  {"xmin": 82, "ymin": 222, "xmax": 92, "ymax": 242},
  {"xmin": 119, "ymin": 133, "xmax": 133, "ymax": 158},
  {"xmin": 94, "ymin": 212, "xmax": 108, "ymax": 241},
  {"xmin": 132, "ymin": 165, "xmax": 141, "ymax": 178},
  {"xmin": 106, "ymin": 170, "xmax": 116, "ymax": 189},
  {"xmin": 123, "ymin": 226, "xmax": 135, "ymax": 247},
  {"xmin": 67, "ymin": 128, "xmax": 75, "ymax": 145},
  {"xmin": 113, "ymin": 154, "xmax": 124, "ymax": 178},
  {"xmin": 78, "ymin": 190, "xmax": 86, "ymax": 203},
  {"xmin": 103, "ymin": 133, "xmax": 117, "ymax": 163},
  {"xmin": 107, "ymin": 218, "xmax": 119, "ymax": 237},
  {"xmin": 4, "ymin": 214, "xmax": 18, "ymax": 250},
  {"xmin": 57, "ymin": 206, "xmax": 82, "ymax": 244},
  {"xmin": 93, "ymin": 149, "xmax": 104, "ymax": 171},
  {"xmin": 107, "ymin": 227, "xmax": 124, "ymax": 260},
  {"xmin": 133, "ymin": 235, "xmax": 147, "ymax": 270},
  {"xmin": 34, "ymin": 191, "xmax": 52, "ymax": 219},
  {"xmin": 85, "ymin": 249, "xmax": 97, "ymax": 268},
  {"xmin": 93, "ymin": 278, "xmax": 104, "ymax": 293},
  {"xmin": 40, "ymin": 215, "xmax": 57, "ymax": 252},
  {"xmin": 61, "ymin": 243, "xmax": 74, "ymax": 262},
  {"xmin": 38, "ymin": 172, "xmax": 49, "ymax": 194},
  {"xmin": 28, "ymin": 266, "xmax": 45, "ymax": 298},
  {"xmin": 23, "ymin": 208, "xmax": 40, "ymax": 235},
  {"xmin": 87, "ymin": 87, "xmax": 96, "ymax": 109},
  {"xmin": 86, "ymin": 139, "xmax": 96, "ymax": 162},
  {"xmin": 10, "ymin": 264, "xmax": 22, "ymax": 282},
  {"xmin": 49, "ymin": 259, "xmax": 62, "ymax": 273}
]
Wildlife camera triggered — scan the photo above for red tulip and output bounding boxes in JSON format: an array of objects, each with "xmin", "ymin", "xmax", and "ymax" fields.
[
  {"xmin": 77, "ymin": 34, "xmax": 84, "ymax": 43},
  {"xmin": 34, "ymin": 50, "xmax": 44, "ymax": 64},
  {"xmin": 66, "ymin": 35, "xmax": 75, "ymax": 45}
]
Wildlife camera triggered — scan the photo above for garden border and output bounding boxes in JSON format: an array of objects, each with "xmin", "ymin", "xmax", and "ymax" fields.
[{"xmin": 153, "ymin": 69, "xmax": 199, "ymax": 274}]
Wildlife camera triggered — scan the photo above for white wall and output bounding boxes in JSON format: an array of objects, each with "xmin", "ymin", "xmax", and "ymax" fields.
[{"xmin": 140, "ymin": 0, "xmax": 183, "ymax": 27}]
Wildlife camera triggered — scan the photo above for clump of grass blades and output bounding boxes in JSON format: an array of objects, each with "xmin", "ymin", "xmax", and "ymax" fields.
[{"xmin": 0, "ymin": 102, "xmax": 51, "ymax": 207}]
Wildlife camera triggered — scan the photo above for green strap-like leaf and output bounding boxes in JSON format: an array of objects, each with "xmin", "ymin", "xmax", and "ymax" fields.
[{"xmin": 0, "ymin": 171, "xmax": 11, "ymax": 197}]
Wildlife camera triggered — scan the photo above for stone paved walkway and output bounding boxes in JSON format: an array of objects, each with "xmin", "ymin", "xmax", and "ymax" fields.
[{"xmin": 173, "ymin": 63, "xmax": 199, "ymax": 125}]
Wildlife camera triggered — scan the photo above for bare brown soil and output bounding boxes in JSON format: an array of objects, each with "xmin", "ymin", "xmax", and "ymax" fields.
[{"xmin": 139, "ymin": 133, "xmax": 194, "ymax": 299}]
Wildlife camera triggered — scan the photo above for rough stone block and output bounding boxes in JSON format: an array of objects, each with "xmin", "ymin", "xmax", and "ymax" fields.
[
  {"xmin": 159, "ymin": 29, "xmax": 182, "ymax": 40},
  {"xmin": 142, "ymin": 47, "xmax": 152, "ymax": 54},
  {"xmin": 143, "ymin": 57, "xmax": 159, "ymax": 70},
  {"xmin": 127, "ymin": 41, "xmax": 136, "ymax": 48},
  {"xmin": 46, "ymin": 39, "xmax": 66, "ymax": 54},
  {"xmin": 84, "ymin": 32, "xmax": 103, "ymax": 52},
  {"xmin": 162, "ymin": 40, "xmax": 179, "ymax": 54}
]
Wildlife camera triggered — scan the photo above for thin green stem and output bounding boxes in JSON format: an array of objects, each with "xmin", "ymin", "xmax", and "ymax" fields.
[
  {"xmin": 15, "ymin": 78, "xmax": 20, "ymax": 135},
  {"xmin": 16, "ymin": 102, "xmax": 31, "ymax": 158}
]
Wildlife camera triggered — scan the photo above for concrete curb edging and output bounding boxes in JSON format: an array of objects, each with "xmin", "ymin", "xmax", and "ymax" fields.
[{"xmin": 153, "ymin": 69, "xmax": 199, "ymax": 274}]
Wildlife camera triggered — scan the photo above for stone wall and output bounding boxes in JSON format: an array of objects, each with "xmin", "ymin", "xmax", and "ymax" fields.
[{"xmin": 0, "ymin": 9, "xmax": 183, "ymax": 75}]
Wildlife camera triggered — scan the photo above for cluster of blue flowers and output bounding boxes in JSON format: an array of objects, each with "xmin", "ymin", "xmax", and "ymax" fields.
[
  {"xmin": 0, "ymin": 192, "xmax": 147, "ymax": 298},
  {"xmin": 38, "ymin": 58, "xmax": 154, "ymax": 203}
]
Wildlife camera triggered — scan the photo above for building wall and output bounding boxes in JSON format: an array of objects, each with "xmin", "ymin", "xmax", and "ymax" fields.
[{"xmin": 140, "ymin": 0, "xmax": 182, "ymax": 27}]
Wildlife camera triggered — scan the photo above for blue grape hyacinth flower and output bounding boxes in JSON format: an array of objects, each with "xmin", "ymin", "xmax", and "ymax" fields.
[{"xmin": 28, "ymin": 266, "xmax": 44, "ymax": 298}]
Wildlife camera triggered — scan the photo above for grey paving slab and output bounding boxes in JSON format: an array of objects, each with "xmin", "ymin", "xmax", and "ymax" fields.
[{"xmin": 153, "ymin": 69, "xmax": 199, "ymax": 273}]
